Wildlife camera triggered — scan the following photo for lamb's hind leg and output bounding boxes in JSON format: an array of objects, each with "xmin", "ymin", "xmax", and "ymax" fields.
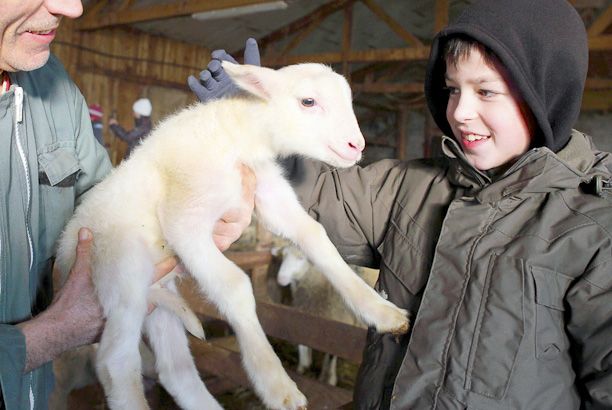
[
  {"xmin": 172, "ymin": 235, "xmax": 307, "ymax": 410},
  {"xmin": 144, "ymin": 283, "xmax": 223, "ymax": 410},
  {"xmin": 94, "ymin": 238, "xmax": 153, "ymax": 410},
  {"xmin": 254, "ymin": 170, "xmax": 409, "ymax": 334}
]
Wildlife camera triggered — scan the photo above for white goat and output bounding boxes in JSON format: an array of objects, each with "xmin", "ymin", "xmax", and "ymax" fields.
[
  {"xmin": 274, "ymin": 246, "xmax": 377, "ymax": 386},
  {"xmin": 55, "ymin": 62, "xmax": 410, "ymax": 410}
]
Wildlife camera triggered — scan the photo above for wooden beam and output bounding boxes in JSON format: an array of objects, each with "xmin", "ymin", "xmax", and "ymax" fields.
[
  {"xmin": 178, "ymin": 277, "xmax": 368, "ymax": 363},
  {"xmin": 352, "ymin": 81, "xmax": 424, "ymax": 94},
  {"xmin": 82, "ymin": 0, "xmax": 109, "ymax": 19},
  {"xmin": 588, "ymin": 34, "xmax": 612, "ymax": 50},
  {"xmin": 257, "ymin": 0, "xmax": 359, "ymax": 50},
  {"xmin": 361, "ymin": 0, "xmax": 423, "ymax": 47},
  {"xmin": 434, "ymin": 0, "xmax": 449, "ymax": 35},
  {"xmin": 582, "ymin": 89, "xmax": 612, "ymax": 110},
  {"xmin": 77, "ymin": 0, "xmax": 284, "ymax": 30},
  {"xmin": 265, "ymin": 46, "xmax": 431, "ymax": 66},
  {"xmin": 586, "ymin": 3, "xmax": 612, "ymax": 36},
  {"xmin": 342, "ymin": 4, "xmax": 354, "ymax": 78}
]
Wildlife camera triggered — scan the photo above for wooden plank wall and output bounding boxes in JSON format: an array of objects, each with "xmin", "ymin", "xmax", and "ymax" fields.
[{"xmin": 50, "ymin": 19, "xmax": 210, "ymax": 164}]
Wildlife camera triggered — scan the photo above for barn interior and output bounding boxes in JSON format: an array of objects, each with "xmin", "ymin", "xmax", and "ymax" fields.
[{"xmin": 50, "ymin": 0, "xmax": 612, "ymax": 408}]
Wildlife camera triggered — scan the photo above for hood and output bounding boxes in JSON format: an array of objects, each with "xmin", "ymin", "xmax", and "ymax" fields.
[{"xmin": 425, "ymin": 0, "xmax": 588, "ymax": 153}]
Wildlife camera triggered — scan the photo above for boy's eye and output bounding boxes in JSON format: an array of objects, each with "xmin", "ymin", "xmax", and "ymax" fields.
[
  {"xmin": 479, "ymin": 89, "xmax": 497, "ymax": 98},
  {"xmin": 443, "ymin": 86, "xmax": 459, "ymax": 95}
]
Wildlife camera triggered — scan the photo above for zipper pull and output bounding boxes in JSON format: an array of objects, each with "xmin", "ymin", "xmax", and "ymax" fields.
[{"xmin": 15, "ymin": 86, "xmax": 23, "ymax": 123}]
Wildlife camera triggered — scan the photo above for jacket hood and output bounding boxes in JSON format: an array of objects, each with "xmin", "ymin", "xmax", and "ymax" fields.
[{"xmin": 425, "ymin": 0, "xmax": 588, "ymax": 153}]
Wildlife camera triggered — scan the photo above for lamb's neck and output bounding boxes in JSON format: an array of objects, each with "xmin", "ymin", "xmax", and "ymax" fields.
[{"xmin": 218, "ymin": 98, "xmax": 279, "ymax": 163}]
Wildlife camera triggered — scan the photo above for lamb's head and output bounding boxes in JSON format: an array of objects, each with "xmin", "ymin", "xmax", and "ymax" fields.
[
  {"xmin": 274, "ymin": 246, "xmax": 310, "ymax": 287},
  {"xmin": 223, "ymin": 61, "xmax": 365, "ymax": 167}
]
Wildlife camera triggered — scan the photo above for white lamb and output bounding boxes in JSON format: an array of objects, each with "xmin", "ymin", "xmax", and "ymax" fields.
[{"xmin": 55, "ymin": 61, "xmax": 410, "ymax": 410}]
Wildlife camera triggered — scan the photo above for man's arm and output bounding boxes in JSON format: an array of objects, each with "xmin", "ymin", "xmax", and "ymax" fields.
[{"xmin": 16, "ymin": 228, "xmax": 103, "ymax": 373}]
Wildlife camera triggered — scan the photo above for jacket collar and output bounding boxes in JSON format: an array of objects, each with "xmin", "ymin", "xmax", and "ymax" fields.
[{"xmin": 441, "ymin": 130, "xmax": 603, "ymax": 203}]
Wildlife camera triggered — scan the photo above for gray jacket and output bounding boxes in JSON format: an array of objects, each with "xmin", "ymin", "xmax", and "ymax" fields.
[
  {"xmin": 290, "ymin": 131, "xmax": 612, "ymax": 409},
  {"xmin": 0, "ymin": 54, "xmax": 112, "ymax": 409}
]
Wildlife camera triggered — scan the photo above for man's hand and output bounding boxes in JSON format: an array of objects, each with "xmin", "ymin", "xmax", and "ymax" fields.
[
  {"xmin": 188, "ymin": 38, "xmax": 260, "ymax": 102},
  {"xmin": 17, "ymin": 228, "xmax": 104, "ymax": 372},
  {"xmin": 213, "ymin": 164, "xmax": 256, "ymax": 251}
]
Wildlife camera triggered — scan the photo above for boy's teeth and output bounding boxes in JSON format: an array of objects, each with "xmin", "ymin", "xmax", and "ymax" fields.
[{"xmin": 464, "ymin": 133, "xmax": 488, "ymax": 142}]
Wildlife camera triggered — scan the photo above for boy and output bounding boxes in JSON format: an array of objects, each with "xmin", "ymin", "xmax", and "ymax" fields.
[{"xmin": 194, "ymin": 0, "xmax": 612, "ymax": 407}]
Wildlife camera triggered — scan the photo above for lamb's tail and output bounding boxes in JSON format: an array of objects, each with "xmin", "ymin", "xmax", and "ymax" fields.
[{"xmin": 148, "ymin": 287, "xmax": 205, "ymax": 340}]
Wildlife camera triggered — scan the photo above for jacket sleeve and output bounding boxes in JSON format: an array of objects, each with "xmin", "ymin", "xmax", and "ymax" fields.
[
  {"xmin": 566, "ymin": 258, "xmax": 612, "ymax": 408},
  {"xmin": 285, "ymin": 156, "xmax": 408, "ymax": 267},
  {"xmin": 110, "ymin": 122, "xmax": 149, "ymax": 144},
  {"xmin": 73, "ymin": 92, "xmax": 112, "ymax": 204}
]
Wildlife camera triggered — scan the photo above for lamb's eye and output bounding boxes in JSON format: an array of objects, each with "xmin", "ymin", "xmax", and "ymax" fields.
[{"xmin": 301, "ymin": 98, "xmax": 316, "ymax": 107}]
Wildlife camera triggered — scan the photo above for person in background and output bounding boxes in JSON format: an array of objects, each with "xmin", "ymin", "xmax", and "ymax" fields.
[
  {"xmin": 193, "ymin": 1, "xmax": 612, "ymax": 407},
  {"xmin": 109, "ymin": 97, "xmax": 153, "ymax": 160},
  {"xmin": 88, "ymin": 104, "xmax": 105, "ymax": 146}
]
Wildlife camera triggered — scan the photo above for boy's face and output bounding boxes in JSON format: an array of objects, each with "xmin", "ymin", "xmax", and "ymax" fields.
[
  {"xmin": 0, "ymin": 0, "xmax": 82, "ymax": 72},
  {"xmin": 444, "ymin": 48, "xmax": 534, "ymax": 171}
]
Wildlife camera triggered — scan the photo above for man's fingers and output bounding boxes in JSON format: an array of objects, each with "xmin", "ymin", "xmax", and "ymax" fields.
[
  {"xmin": 152, "ymin": 256, "xmax": 179, "ymax": 284},
  {"xmin": 72, "ymin": 228, "xmax": 94, "ymax": 275}
]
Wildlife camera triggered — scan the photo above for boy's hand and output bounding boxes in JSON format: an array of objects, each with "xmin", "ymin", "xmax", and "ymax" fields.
[
  {"xmin": 213, "ymin": 164, "xmax": 256, "ymax": 251},
  {"xmin": 188, "ymin": 38, "xmax": 260, "ymax": 102}
]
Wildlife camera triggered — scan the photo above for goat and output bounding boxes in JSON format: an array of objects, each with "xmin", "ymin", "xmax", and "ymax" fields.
[
  {"xmin": 274, "ymin": 246, "xmax": 377, "ymax": 386},
  {"xmin": 55, "ymin": 61, "xmax": 410, "ymax": 410}
]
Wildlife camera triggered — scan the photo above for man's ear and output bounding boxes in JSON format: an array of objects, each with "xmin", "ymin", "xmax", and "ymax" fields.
[{"xmin": 222, "ymin": 61, "xmax": 279, "ymax": 100}]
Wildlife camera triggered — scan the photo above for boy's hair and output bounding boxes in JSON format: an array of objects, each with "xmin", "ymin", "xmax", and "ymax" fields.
[{"xmin": 443, "ymin": 35, "xmax": 500, "ymax": 69}]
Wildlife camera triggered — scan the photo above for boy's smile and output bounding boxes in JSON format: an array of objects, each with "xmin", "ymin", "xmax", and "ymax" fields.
[{"xmin": 444, "ymin": 48, "xmax": 535, "ymax": 171}]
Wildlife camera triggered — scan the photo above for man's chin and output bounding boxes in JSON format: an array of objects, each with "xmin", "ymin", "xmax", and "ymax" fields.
[{"xmin": 2, "ymin": 49, "xmax": 50, "ymax": 72}]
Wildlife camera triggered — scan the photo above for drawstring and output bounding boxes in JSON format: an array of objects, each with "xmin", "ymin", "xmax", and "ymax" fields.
[{"xmin": 583, "ymin": 175, "xmax": 612, "ymax": 196}]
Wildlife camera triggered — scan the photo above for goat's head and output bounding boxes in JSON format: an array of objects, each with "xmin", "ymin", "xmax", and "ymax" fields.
[{"xmin": 223, "ymin": 61, "xmax": 365, "ymax": 167}]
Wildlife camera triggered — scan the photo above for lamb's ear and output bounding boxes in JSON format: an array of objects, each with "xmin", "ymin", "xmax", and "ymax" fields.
[{"xmin": 222, "ymin": 61, "xmax": 278, "ymax": 100}]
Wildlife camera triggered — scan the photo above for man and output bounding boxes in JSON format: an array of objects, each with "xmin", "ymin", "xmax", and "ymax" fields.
[{"xmin": 0, "ymin": 0, "xmax": 253, "ymax": 408}]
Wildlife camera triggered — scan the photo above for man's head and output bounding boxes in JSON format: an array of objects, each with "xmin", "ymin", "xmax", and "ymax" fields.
[
  {"xmin": 443, "ymin": 37, "xmax": 535, "ymax": 171},
  {"xmin": 0, "ymin": 0, "xmax": 83, "ymax": 72}
]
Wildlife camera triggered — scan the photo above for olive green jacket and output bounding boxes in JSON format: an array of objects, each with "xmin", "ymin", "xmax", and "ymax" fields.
[
  {"xmin": 0, "ymin": 54, "xmax": 112, "ymax": 409},
  {"xmin": 290, "ymin": 131, "xmax": 612, "ymax": 409}
]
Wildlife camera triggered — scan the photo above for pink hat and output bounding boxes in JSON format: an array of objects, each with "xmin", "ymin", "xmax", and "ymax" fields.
[{"xmin": 89, "ymin": 104, "xmax": 103, "ymax": 120}]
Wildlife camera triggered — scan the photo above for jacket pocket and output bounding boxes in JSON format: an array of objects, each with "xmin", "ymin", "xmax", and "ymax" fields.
[
  {"xmin": 38, "ymin": 147, "xmax": 81, "ymax": 261},
  {"xmin": 531, "ymin": 267, "xmax": 572, "ymax": 363},
  {"xmin": 468, "ymin": 253, "xmax": 524, "ymax": 399}
]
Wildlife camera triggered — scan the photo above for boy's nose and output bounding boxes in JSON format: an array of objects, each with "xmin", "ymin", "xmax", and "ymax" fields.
[{"xmin": 450, "ymin": 94, "xmax": 478, "ymax": 123}]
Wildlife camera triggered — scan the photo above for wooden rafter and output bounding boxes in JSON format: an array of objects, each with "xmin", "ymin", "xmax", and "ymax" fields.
[
  {"xmin": 361, "ymin": 0, "xmax": 423, "ymax": 47},
  {"xmin": 587, "ymin": 3, "xmax": 612, "ymax": 36},
  {"xmin": 342, "ymin": 4, "xmax": 354, "ymax": 77},
  {"xmin": 434, "ymin": 0, "xmax": 449, "ymax": 35},
  {"xmin": 77, "ymin": 0, "xmax": 284, "ymax": 30},
  {"xmin": 257, "ymin": 0, "xmax": 359, "ymax": 52}
]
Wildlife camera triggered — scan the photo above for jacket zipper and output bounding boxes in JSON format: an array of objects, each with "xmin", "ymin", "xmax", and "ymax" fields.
[
  {"xmin": 14, "ymin": 87, "xmax": 33, "ymax": 271},
  {"xmin": 14, "ymin": 86, "xmax": 36, "ymax": 409}
]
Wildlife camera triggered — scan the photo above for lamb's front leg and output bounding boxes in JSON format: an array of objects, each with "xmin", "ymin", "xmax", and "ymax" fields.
[
  {"xmin": 166, "ymin": 221, "xmax": 307, "ymax": 410},
  {"xmin": 254, "ymin": 168, "xmax": 410, "ymax": 335}
]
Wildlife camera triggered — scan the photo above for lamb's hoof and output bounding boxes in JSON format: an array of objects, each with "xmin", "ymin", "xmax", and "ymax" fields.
[
  {"xmin": 375, "ymin": 308, "xmax": 411, "ymax": 335},
  {"xmin": 389, "ymin": 320, "xmax": 411, "ymax": 335}
]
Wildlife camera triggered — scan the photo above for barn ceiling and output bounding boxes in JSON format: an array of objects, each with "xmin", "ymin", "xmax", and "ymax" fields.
[{"xmin": 76, "ymin": 0, "xmax": 612, "ymax": 113}]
